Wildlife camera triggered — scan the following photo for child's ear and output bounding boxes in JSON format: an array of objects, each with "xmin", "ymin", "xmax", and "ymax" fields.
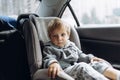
[
  {"xmin": 67, "ymin": 37, "xmax": 70, "ymax": 40},
  {"xmin": 67, "ymin": 34, "xmax": 70, "ymax": 39}
]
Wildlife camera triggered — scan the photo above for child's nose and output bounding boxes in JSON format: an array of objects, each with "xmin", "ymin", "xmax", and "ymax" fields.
[{"xmin": 58, "ymin": 36, "xmax": 62, "ymax": 40}]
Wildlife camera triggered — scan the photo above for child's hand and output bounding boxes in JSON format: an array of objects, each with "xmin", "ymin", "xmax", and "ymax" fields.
[
  {"xmin": 91, "ymin": 57, "xmax": 105, "ymax": 63},
  {"xmin": 48, "ymin": 62, "xmax": 62, "ymax": 79}
]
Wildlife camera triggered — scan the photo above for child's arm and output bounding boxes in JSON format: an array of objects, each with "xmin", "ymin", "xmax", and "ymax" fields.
[
  {"xmin": 90, "ymin": 57, "xmax": 105, "ymax": 62},
  {"xmin": 78, "ymin": 52, "xmax": 95, "ymax": 63}
]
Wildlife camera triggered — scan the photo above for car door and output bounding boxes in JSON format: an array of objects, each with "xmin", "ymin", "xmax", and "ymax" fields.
[{"xmin": 76, "ymin": 26, "xmax": 120, "ymax": 69}]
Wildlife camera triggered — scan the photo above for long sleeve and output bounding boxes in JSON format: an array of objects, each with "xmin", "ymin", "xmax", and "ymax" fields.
[
  {"xmin": 78, "ymin": 51, "xmax": 95, "ymax": 63},
  {"xmin": 43, "ymin": 47, "xmax": 58, "ymax": 68},
  {"xmin": 43, "ymin": 41, "xmax": 95, "ymax": 69},
  {"xmin": 72, "ymin": 43, "xmax": 95, "ymax": 63}
]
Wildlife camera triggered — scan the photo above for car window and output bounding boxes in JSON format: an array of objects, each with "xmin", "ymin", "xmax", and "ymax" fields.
[
  {"xmin": 0, "ymin": 0, "xmax": 40, "ymax": 16},
  {"xmin": 62, "ymin": 0, "xmax": 120, "ymax": 27},
  {"xmin": 62, "ymin": 7, "xmax": 77, "ymax": 27}
]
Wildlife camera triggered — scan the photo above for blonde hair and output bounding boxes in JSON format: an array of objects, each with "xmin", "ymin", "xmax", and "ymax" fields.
[{"xmin": 48, "ymin": 18, "xmax": 71, "ymax": 37}]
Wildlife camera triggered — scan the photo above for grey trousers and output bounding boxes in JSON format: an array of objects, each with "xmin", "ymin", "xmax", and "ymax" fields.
[
  {"xmin": 33, "ymin": 62, "xmax": 111, "ymax": 80},
  {"xmin": 64, "ymin": 62, "xmax": 109, "ymax": 80},
  {"xmin": 33, "ymin": 69, "xmax": 74, "ymax": 80}
]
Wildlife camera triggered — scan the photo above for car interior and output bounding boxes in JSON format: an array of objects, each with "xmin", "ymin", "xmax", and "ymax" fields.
[{"xmin": 0, "ymin": 0, "xmax": 120, "ymax": 80}]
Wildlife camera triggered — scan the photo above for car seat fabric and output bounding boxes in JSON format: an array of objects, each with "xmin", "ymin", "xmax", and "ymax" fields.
[
  {"xmin": 23, "ymin": 19, "xmax": 42, "ymax": 75},
  {"xmin": 22, "ymin": 14, "xmax": 81, "ymax": 80}
]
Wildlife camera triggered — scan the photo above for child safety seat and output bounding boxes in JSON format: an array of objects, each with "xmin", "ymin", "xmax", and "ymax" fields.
[{"xmin": 18, "ymin": 14, "xmax": 81, "ymax": 80}]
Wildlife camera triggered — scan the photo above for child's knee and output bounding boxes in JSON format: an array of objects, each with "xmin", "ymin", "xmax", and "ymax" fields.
[
  {"xmin": 90, "ymin": 61, "xmax": 110, "ymax": 74},
  {"xmin": 75, "ymin": 62, "xmax": 92, "ymax": 72}
]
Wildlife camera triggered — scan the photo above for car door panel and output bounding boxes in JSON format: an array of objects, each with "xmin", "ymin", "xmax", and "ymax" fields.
[{"xmin": 76, "ymin": 27, "xmax": 120, "ymax": 69}]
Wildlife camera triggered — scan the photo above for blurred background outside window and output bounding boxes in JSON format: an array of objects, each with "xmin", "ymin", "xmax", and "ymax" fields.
[
  {"xmin": 0, "ymin": 0, "xmax": 39, "ymax": 17},
  {"xmin": 62, "ymin": 0, "xmax": 120, "ymax": 26}
]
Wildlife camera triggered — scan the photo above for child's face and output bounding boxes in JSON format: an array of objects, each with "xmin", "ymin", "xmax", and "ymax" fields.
[{"xmin": 49, "ymin": 27, "xmax": 69, "ymax": 47}]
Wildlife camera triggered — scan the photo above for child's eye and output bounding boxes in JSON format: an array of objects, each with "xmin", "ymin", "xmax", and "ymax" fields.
[
  {"xmin": 61, "ymin": 33, "xmax": 66, "ymax": 37},
  {"xmin": 53, "ymin": 35, "xmax": 57, "ymax": 38}
]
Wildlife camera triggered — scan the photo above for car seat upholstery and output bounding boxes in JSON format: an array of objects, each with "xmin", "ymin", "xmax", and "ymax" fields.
[{"xmin": 22, "ymin": 15, "xmax": 81, "ymax": 80}]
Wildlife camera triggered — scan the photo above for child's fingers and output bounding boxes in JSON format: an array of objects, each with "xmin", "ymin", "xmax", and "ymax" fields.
[
  {"xmin": 52, "ymin": 67, "xmax": 57, "ymax": 78},
  {"xmin": 48, "ymin": 67, "xmax": 53, "ymax": 77}
]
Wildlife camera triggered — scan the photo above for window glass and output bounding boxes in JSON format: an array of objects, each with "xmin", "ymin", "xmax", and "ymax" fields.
[
  {"xmin": 62, "ymin": 7, "xmax": 77, "ymax": 27},
  {"xmin": 62, "ymin": 0, "xmax": 120, "ymax": 27},
  {"xmin": 0, "ymin": 0, "xmax": 40, "ymax": 16}
]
